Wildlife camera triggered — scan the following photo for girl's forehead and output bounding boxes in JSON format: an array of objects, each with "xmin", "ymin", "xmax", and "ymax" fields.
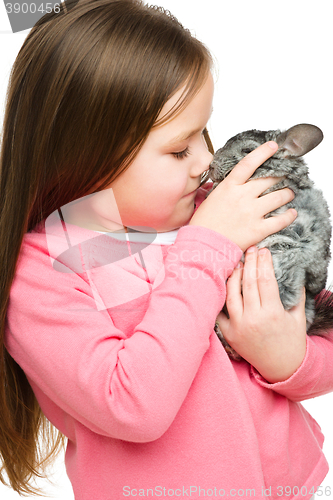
[
  {"xmin": 152, "ymin": 73, "xmax": 214, "ymax": 140},
  {"xmin": 158, "ymin": 71, "xmax": 214, "ymax": 123}
]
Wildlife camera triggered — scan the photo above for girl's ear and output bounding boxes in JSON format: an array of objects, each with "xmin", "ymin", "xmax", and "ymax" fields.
[{"xmin": 276, "ymin": 124, "xmax": 323, "ymax": 158}]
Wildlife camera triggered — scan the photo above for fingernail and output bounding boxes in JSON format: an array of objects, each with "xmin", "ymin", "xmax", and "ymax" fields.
[
  {"xmin": 246, "ymin": 246, "xmax": 257, "ymax": 254},
  {"xmin": 258, "ymin": 248, "xmax": 268, "ymax": 258},
  {"xmin": 267, "ymin": 141, "xmax": 278, "ymax": 150}
]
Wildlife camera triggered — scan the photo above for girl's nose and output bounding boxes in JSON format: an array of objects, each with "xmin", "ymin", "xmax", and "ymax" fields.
[
  {"xmin": 200, "ymin": 149, "xmax": 214, "ymax": 174},
  {"xmin": 192, "ymin": 149, "xmax": 213, "ymax": 179}
]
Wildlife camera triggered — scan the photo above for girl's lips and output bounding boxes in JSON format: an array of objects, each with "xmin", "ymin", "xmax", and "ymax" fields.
[{"xmin": 183, "ymin": 188, "xmax": 199, "ymax": 197}]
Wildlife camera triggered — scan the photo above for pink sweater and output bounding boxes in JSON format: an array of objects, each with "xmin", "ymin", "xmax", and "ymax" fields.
[{"xmin": 5, "ymin": 185, "xmax": 332, "ymax": 499}]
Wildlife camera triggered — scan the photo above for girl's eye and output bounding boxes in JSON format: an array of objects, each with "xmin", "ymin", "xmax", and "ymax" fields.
[{"xmin": 172, "ymin": 147, "xmax": 191, "ymax": 160}]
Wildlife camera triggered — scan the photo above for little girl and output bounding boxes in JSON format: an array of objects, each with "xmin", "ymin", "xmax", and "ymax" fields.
[{"xmin": 0, "ymin": 1, "xmax": 331, "ymax": 499}]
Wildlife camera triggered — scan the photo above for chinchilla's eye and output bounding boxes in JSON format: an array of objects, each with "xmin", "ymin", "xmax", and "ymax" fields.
[{"xmin": 242, "ymin": 148, "xmax": 253, "ymax": 155}]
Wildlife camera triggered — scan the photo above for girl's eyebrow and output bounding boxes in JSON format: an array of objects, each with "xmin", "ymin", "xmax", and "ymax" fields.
[
  {"xmin": 166, "ymin": 107, "xmax": 214, "ymax": 147},
  {"xmin": 167, "ymin": 127, "xmax": 203, "ymax": 147}
]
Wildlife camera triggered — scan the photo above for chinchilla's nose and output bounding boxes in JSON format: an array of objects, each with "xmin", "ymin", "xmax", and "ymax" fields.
[{"xmin": 208, "ymin": 160, "xmax": 218, "ymax": 181}]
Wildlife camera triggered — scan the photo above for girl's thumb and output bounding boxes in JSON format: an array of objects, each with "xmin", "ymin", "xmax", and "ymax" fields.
[
  {"xmin": 290, "ymin": 287, "xmax": 306, "ymax": 318},
  {"xmin": 215, "ymin": 311, "xmax": 229, "ymax": 334}
]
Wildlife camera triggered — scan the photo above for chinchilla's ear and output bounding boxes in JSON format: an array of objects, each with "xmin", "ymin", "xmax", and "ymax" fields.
[{"xmin": 276, "ymin": 124, "xmax": 323, "ymax": 158}]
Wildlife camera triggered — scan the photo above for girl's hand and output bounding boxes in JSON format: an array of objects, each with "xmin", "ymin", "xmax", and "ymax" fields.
[
  {"xmin": 189, "ymin": 141, "xmax": 297, "ymax": 251},
  {"xmin": 216, "ymin": 246, "xmax": 307, "ymax": 383}
]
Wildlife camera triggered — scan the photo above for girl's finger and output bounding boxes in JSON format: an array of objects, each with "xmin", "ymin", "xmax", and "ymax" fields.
[
  {"xmin": 257, "ymin": 186, "xmax": 295, "ymax": 215},
  {"xmin": 246, "ymin": 175, "xmax": 286, "ymax": 198},
  {"xmin": 242, "ymin": 246, "xmax": 261, "ymax": 312},
  {"xmin": 215, "ymin": 310, "xmax": 229, "ymax": 333},
  {"xmin": 224, "ymin": 261, "xmax": 244, "ymax": 317},
  {"xmin": 288, "ymin": 287, "xmax": 307, "ymax": 322},
  {"xmin": 256, "ymin": 248, "xmax": 281, "ymax": 308},
  {"xmin": 261, "ymin": 208, "xmax": 298, "ymax": 236},
  {"xmin": 225, "ymin": 141, "xmax": 278, "ymax": 185}
]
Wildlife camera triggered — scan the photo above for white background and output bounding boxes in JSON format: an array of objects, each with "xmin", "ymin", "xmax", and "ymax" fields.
[{"xmin": 0, "ymin": 0, "xmax": 332, "ymax": 498}]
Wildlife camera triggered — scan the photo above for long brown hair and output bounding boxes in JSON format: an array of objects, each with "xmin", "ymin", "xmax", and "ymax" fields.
[{"xmin": 0, "ymin": 0, "xmax": 213, "ymax": 495}]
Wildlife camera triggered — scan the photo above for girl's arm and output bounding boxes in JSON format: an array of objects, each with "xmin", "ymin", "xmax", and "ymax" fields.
[{"xmin": 6, "ymin": 225, "xmax": 242, "ymax": 443}]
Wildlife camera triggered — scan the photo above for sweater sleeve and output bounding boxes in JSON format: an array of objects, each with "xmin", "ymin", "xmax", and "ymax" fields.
[
  {"xmin": 6, "ymin": 224, "xmax": 242, "ymax": 443},
  {"xmin": 251, "ymin": 330, "xmax": 333, "ymax": 401}
]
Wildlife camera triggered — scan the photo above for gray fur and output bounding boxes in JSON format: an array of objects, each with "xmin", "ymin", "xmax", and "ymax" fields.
[{"xmin": 209, "ymin": 124, "xmax": 331, "ymax": 333}]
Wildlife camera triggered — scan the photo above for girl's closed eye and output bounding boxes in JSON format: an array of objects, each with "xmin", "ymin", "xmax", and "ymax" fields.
[{"xmin": 172, "ymin": 147, "xmax": 191, "ymax": 160}]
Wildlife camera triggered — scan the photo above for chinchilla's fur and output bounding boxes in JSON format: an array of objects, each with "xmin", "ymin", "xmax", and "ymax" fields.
[{"xmin": 209, "ymin": 124, "xmax": 333, "ymax": 360}]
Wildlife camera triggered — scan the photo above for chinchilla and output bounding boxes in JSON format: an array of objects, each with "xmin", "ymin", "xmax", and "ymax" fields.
[{"xmin": 208, "ymin": 124, "xmax": 333, "ymax": 361}]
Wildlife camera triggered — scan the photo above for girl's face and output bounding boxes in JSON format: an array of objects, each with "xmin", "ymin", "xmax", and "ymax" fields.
[
  {"xmin": 62, "ymin": 72, "xmax": 214, "ymax": 233},
  {"xmin": 110, "ymin": 71, "xmax": 214, "ymax": 232}
]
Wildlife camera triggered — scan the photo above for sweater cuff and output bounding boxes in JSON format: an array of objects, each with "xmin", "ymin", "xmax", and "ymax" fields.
[
  {"xmin": 250, "ymin": 336, "xmax": 322, "ymax": 400},
  {"xmin": 175, "ymin": 224, "xmax": 243, "ymax": 264}
]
